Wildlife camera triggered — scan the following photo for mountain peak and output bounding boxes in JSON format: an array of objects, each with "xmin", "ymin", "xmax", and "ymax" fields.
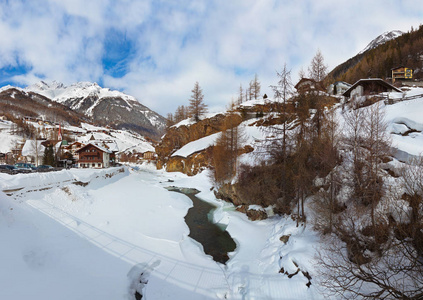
[
  {"xmin": 27, "ymin": 80, "xmax": 65, "ymax": 91},
  {"xmin": 22, "ymin": 80, "xmax": 166, "ymax": 139},
  {"xmin": 359, "ymin": 30, "xmax": 404, "ymax": 55}
]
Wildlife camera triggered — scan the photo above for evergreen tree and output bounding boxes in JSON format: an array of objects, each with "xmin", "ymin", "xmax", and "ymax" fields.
[{"xmin": 42, "ymin": 144, "xmax": 56, "ymax": 166}]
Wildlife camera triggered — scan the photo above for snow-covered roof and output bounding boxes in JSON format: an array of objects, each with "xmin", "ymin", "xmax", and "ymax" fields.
[
  {"xmin": 21, "ymin": 140, "xmax": 61, "ymax": 156},
  {"xmin": 343, "ymin": 78, "xmax": 402, "ymax": 97},
  {"xmin": 76, "ymin": 143, "xmax": 113, "ymax": 154}
]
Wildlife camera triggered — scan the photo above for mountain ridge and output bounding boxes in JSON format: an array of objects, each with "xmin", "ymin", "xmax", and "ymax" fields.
[
  {"xmin": 19, "ymin": 81, "xmax": 167, "ymax": 139},
  {"xmin": 327, "ymin": 27, "xmax": 423, "ymax": 83},
  {"xmin": 358, "ymin": 30, "xmax": 404, "ymax": 55}
]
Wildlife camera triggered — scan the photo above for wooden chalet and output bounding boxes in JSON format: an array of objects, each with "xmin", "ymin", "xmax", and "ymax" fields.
[
  {"xmin": 143, "ymin": 151, "xmax": 156, "ymax": 160},
  {"xmin": 328, "ymin": 81, "xmax": 352, "ymax": 95},
  {"xmin": 62, "ymin": 141, "xmax": 84, "ymax": 160},
  {"xmin": 294, "ymin": 78, "xmax": 325, "ymax": 93},
  {"xmin": 0, "ymin": 153, "xmax": 6, "ymax": 164},
  {"xmin": 76, "ymin": 143, "xmax": 116, "ymax": 168},
  {"xmin": 391, "ymin": 66, "xmax": 413, "ymax": 83},
  {"xmin": 342, "ymin": 78, "xmax": 402, "ymax": 99}
]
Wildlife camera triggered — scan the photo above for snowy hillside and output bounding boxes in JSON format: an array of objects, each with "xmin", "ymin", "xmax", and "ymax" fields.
[
  {"xmin": 384, "ymin": 88, "xmax": 423, "ymax": 159},
  {"xmin": 24, "ymin": 81, "xmax": 166, "ymax": 139},
  {"xmin": 177, "ymin": 88, "xmax": 423, "ymax": 164},
  {"xmin": 75, "ymin": 124, "xmax": 155, "ymax": 154},
  {"xmin": 0, "ymin": 119, "xmax": 21, "ymax": 153},
  {"xmin": 359, "ymin": 30, "xmax": 404, "ymax": 55}
]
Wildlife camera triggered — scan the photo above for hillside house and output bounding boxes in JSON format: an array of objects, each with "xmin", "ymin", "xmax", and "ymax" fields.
[
  {"xmin": 0, "ymin": 153, "xmax": 6, "ymax": 164},
  {"xmin": 391, "ymin": 66, "xmax": 413, "ymax": 83},
  {"xmin": 294, "ymin": 78, "xmax": 325, "ymax": 93},
  {"xmin": 76, "ymin": 143, "xmax": 116, "ymax": 168},
  {"xmin": 342, "ymin": 78, "xmax": 402, "ymax": 99},
  {"xmin": 143, "ymin": 151, "xmax": 156, "ymax": 160},
  {"xmin": 328, "ymin": 81, "xmax": 352, "ymax": 95},
  {"xmin": 62, "ymin": 141, "xmax": 84, "ymax": 160}
]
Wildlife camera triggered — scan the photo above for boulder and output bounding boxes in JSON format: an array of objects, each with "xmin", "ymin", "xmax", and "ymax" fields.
[{"xmin": 156, "ymin": 113, "xmax": 243, "ymax": 174}]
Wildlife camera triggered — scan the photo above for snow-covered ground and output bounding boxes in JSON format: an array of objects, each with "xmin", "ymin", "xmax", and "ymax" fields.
[
  {"xmin": 170, "ymin": 87, "xmax": 423, "ymax": 167},
  {"xmin": 3, "ymin": 88, "xmax": 423, "ymax": 299},
  {"xmin": 384, "ymin": 91, "xmax": 423, "ymax": 158},
  {"xmin": 0, "ymin": 165, "xmax": 321, "ymax": 299},
  {"xmin": 0, "ymin": 119, "xmax": 21, "ymax": 153}
]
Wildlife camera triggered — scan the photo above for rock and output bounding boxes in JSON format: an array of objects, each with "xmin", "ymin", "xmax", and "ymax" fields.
[
  {"xmin": 156, "ymin": 113, "xmax": 243, "ymax": 175},
  {"xmin": 279, "ymin": 234, "xmax": 291, "ymax": 244},
  {"xmin": 235, "ymin": 205, "xmax": 267, "ymax": 221},
  {"xmin": 166, "ymin": 147, "xmax": 213, "ymax": 176},
  {"xmin": 235, "ymin": 205, "xmax": 248, "ymax": 214},
  {"xmin": 246, "ymin": 209, "xmax": 267, "ymax": 221},
  {"xmin": 215, "ymin": 183, "xmax": 243, "ymax": 206}
]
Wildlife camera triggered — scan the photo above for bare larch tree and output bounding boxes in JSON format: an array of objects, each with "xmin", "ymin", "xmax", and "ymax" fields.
[
  {"xmin": 188, "ymin": 82, "xmax": 207, "ymax": 122},
  {"xmin": 308, "ymin": 49, "xmax": 328, "ymax": 82}
]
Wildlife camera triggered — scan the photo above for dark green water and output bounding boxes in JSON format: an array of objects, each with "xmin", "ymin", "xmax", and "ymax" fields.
[{"xmin": 166, "ymin": 187, "xmax": 236, "ymax": 264}]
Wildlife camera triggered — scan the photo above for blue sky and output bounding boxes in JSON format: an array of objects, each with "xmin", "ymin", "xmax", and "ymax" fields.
[{"xmin": 0, "ymin": 0, "xmax": 422, "ymax": 115}]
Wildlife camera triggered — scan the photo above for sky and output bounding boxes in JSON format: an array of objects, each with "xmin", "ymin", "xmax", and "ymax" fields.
[{"xmin": 0, "ymin": 0, "xmax": 422, "ymax": 116}]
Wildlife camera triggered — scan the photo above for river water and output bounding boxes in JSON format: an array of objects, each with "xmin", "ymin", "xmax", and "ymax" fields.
[{"xmin": 166, "ymin": 187, "xmax": 236, "ymax": 264}]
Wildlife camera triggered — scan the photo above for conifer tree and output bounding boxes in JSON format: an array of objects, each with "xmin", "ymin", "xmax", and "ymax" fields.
[
  {"xmin": 42, "ymin": 144, "xmax": 56, "ymax": 166},
  {"xmin": 166, "ymin": 113, "xmax": 175, "ymax": 128},
  {"xmin": 237, "ymin": 84, "xmax": 243, "ymax": 104},
  {"xmin": 308, "ymin": 49, "xmax": 328, "ymax": 81},
  {"xmin": 188, "ymin": 82, "xmax": 207, "ymax": 122},
  {"xmin": 212, "ymin": 100, "xmax": 244, "ymax": 186},
  {"xmin": 250, "ymin": 74, "xmax": 261, "ymax": 99},
  {"xmin": 174, "ymin": 105, "xmax": 187, "ymax": 122}
]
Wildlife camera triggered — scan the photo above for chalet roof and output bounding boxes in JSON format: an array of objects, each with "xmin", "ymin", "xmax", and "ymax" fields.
[
  {"xmin": 76, "ymin": 143, "xmax": 112, "ymax": 154},
  {"xmin": 22, "ymin": 140, "xmax": 61, "ymax": 157},
  {"xmin": 294, "ymin": 78, "xmax": 315, "ymax": 90},
  {"xmin": 334, "ymin": 81, "xmax": 352, "ymax": 86},
  {"xmin": 342, "ymin": 78, "xmax": 402, "ymax": 97},
  {"xmin": 294, "ymin": 77, "xmax": 325, "ymax": 91},
  {"xmin": 391, "ymin": 65, "xmax": 406, "ymax": 70}
]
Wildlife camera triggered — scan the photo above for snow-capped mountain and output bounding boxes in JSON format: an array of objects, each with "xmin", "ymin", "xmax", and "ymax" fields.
[
  {"xmin": 359, "ymin": 30, "xmax": 403, "ymax": 54},
  {"xmin": 25, "ymin": 81, "xmax": 166, "ymax": 139}
]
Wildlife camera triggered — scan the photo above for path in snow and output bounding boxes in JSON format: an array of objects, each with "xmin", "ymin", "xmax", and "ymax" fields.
[{"xmin": 27, "ymin": 198, "xmax": 228, "ymax": 298}]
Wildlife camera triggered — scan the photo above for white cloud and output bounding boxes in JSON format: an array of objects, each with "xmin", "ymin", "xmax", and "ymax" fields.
[{"xmin": 1, "ymin": 0, "xmax": 423, "ymax": 116}]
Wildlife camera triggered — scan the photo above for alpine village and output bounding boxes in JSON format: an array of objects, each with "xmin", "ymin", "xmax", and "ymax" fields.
[{"xmin": 1, "ymin": 23, "xmax": 423, "ymax": 300}]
